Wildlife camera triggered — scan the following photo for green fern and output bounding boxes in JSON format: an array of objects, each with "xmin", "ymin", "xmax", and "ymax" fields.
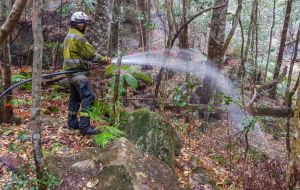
[
  {"xmin": 87, "ymin": 100, "xmax": 111, "ymax": 122},
  {"xmin": 132, "ymin": 72, "xmax": 152, "ymax": 84},
  {"xmin": 124, "ymin": 73, "xmax": 138, "ymax": 89},
  {"xmin": 107, "ymin": 65, "xmax": 152, "ymax": 97},
  {"xmin": 11, "ymin": 73, "xmax": 31, "ymax": 83},
  {"xmin": 93, "ymin": 126, "xmax": 125, "ymax": 147},
  {"xmin": 9, "ymin": 99, "xmax": 32, "ymax": 106}
]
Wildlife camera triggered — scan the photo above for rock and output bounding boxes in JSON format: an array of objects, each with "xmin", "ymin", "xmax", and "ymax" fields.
[
  {"xmin": 124, "ymin": 109, "xmax": 182, "ymax": 170},
  {"xmin": 0, "ymin": 154, "xmax": 22, "ymax": 172},
  {"xmin": 190, "ymin": 167, "xmax": 218, "ymax": 190},
  {"xmin": 46, "ymin": 138, "xmax": 179, "ymax": 190},
  {"xmin": 72, "ymin": 160, "xmax": 95, "ymax": 173}
]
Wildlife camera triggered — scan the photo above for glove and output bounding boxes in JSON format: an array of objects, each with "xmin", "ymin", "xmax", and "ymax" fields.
[{"xmin": 100, "ymin": 56, "xmax": 112, "ymax": 65}]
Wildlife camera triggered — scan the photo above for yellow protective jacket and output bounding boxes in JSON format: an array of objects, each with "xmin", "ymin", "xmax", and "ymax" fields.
[{"xmin": 63, "ymin": 27, "xmax": 106, "ymax": 77}]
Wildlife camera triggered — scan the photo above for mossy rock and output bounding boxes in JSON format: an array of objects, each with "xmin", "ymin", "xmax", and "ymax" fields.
[
  {"xmin": 124, "ymin": 109, "xmax": 181, "ymax": 170},
  {"xmin": 46, "ymin": 138, "xmax": 179, "ymax": 190}
]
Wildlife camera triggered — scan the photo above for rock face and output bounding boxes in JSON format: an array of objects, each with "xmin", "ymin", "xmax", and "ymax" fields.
[
  {"xmin": 124, "ymin": 109, "xmax": 181, "ymax": 170},
  {"xmin": 46, "ymin": 138, "xmax": 179, "ymax": 190}
]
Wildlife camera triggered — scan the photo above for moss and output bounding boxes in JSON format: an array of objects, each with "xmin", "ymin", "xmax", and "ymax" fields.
[
  {"xmin": 97, "ymin": 166, "xmax": 134, "ymax": 190},
  {"xmin": 125, "ymin": 108, "xmax": 176, "ymax": 170}
]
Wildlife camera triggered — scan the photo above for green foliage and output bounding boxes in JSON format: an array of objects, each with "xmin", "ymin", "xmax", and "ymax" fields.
[
  {"xmin": 207, "ymin": 105, "xmax": 214, "ymax": 113},
  {"xmin": 107, "ymin": 65, "xmax": 152, "ymax": 97},
  {"xmin": 242, "ymin": 116, "xmax": 257, "ymax": 133},
  {"xmin": 58, "ymin": 2, "xmax": 77, "ymax": 18},
  {"xmin": 48, "ymin": 91, "xmax": 67, "ymax": 101},
  {"xmin": 50, "ymin": 84, "xmax": 65, "ymax": 90},
  {"xmin": 173, "ymin": 81, "xmax": 196, "ymax": 107},
  {"xmin": 9, "ymin": 99, "xmax": 32, "ymax": 106},
  {"xmin": 20, "ymin": 83, "xmax": 32, "ymax": 91},
  {"xmin": 144, "ymin": 22, "xmax": 156, "ymax": 30},
  {"xmin": 212, "ymin": 154, "xmax": 226, "ymax": 165},
  {"xmin": 106, "ymin": 65, "xmax": 153, "ymax": 83},
  {"xmin": 272, "ymin": 129, "xmax": 283, "ymax": 140},
  {"xmin": 44, "ymin": 41, "xmax": 57, "ymax": 49},
  {"xmin": 248, "ymin": 147, "xmax": 267, "ymax": 162},
  {"xmin": 87, "ymin": 100, "xmax": 111, "ymax": 122},
  {"xmin": 215, "ymin": 92, "xmax": 242, "ymax": 107},
  {"xmin": 17, "ymin": 130, "xmax": 30, "ymax": 142},
  {"xmin": 5, "ymin": 169, "xmax": 60, "ymax": 190},
  {"xmin": 8, "ymin": 143, "xmax": 17, "ymax": 152},
  {"xmin": 11, "ymin": 73, "xmax": 31, "ymax": 83},
  {"xmin": 93, "ymin": 125, "xmax": 125, "ymax": 147},
  {"xmin": 80, "ymin": 0, "xmax": 96, "ymax": 14}
]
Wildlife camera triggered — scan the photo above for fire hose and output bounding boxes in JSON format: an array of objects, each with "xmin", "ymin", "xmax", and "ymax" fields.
[{"xmin": 0, "ymin": 69, "xmax": 89, "ymax": 99}]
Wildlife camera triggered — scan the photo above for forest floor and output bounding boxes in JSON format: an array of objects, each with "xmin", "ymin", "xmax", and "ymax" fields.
[{"xmin": 0, "ymin": 68, "xmax": 289, "ymax": 190}]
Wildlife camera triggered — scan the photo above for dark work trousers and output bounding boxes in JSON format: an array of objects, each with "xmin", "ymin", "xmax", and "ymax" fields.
[{"xmin": 67, "ymin": 79, "xmax": 95, "ymax": 130}]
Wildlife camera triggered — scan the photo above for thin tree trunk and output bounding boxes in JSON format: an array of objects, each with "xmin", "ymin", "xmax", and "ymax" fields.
[
  {"xmin": 254, "ymin": 1, "xmax": 259, "ymax": 86},
  {"xmin": 1, "ymin": 41, "xmax": 13, "ymax": 122},
  {"xmin": 31, "ymin": 0, "xmax": 45, "ymax": 187},
  {"xmin": 238, "ymin": 18, "xmax": 245, "ymax": 77},
  {"xmin": 165, "ymin": 0, "xmax": 174, "ymax": 46},
  {"xmin": 264, "ymin": 0, "xmax": 276, "ymax": 82},
  {"xmin": 112, "ymin": 0, "xmax": 123, "ymax": 124},
  {"xmin": 222, "ymin": 0, "xmax": 242, "ymax": 53},
  {"xmin": 108, "ymin": 0, "xmax": 119, "ymax": 56},
  {"xmin": 285, "ymin": 23, "xmax": 300, "ymax": 105},
  {"xmin": 270, "ymin": 0, "xmax": 293, "ymax": 98},
  {"xmin": 0, "ymin": 1, "xmax": 13, "ymax": 123},
  {"xmin": 241, "ymin": 0, "xmax": 256, "ymax": 72},
  {"xmin": 285, "ymin": 83, "xmax": 300, "ymax": 189},
  {"xmin": 181, "ymin": 0, "xmax": 189, "ymax": 49}
]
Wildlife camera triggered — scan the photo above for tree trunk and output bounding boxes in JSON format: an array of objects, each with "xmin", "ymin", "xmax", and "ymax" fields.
[
  {"xmin": 180, "ymin": 0, "xmax": 189, "ymax": 49},
  {"xmin": 285, "ymin": 23, "xmax": 300, "ymax": 105},
  {"xmin": 137, "ymin": 0, "xmax": 150, "ymax": 50},
  {"xmin": 92, "ymin": 0, "xmax": 113, "ymax": 55},
  {"xmin": 0, "ymin": 0, "xmax": 14, "ymax": 123},
  {"xmin": 112, "ymin": 0, "xmax": 123, "ymax": 124},
  {"xmin": 269, "ymin": 0, "xmax": 293, "ymax": 99},
  {"xmin": 241, "ymin": 0, "xmax": 257, "ymax": 74},
  {"xmin": 31, "ymin": 0, "xmax": 45, "ymax": 187},
  {"xmin": 89, "ymin": 0, "xmax": 113, "ymax": 99},
  {"xmin": 285, "ymin": 83, "xmax": 300, "ymax": 189},
  {"xmin": 108, "ymin": 0, "xmax": 119, "ymax": 56},
  {"xmin": 0, "ymin": 0, "xmax": 27, "ymax": 46},
  {"xmin": 222, "ymin": 0, "xmax": 242, "ymax": 53},
  {"xmin": 264, "ymin": 0, "xmax": 276, "ymax": 82},
  {"xmin": 200, "ymin": 0, "xmax": 228, "ymax": 104},
  {"xmin": 1, "ymin": 41, "xmax": 13, "ymax": 123}
]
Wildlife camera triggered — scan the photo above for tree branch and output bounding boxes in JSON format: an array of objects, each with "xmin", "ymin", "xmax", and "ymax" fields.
[
  {"xmin": 169, "ymin": 3, "xmax": 227, "ymax": 48},
  {"xmin": 223, "ymin": 0, "xmax": 242, "ymax": 52}
]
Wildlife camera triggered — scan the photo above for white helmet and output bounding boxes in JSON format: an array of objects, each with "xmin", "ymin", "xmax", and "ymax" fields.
[{"xmin": 70, "ymin": 11, "xmax": 91, "ymax": 24}]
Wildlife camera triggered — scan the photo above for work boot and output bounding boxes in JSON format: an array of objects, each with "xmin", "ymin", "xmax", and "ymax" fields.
[
  {"xmin": 79, "ymin": 116, "xmax": 101, "ymax": 135},
  {"xmin": 67, "ymin": 115, "xmax": 79, "ymax": 130},
  {"xmin": 80, "ymin": 127, "xmax": 101, "ymax": 135}
]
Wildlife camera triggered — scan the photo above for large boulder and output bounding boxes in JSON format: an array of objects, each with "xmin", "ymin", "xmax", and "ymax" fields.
[
  {"xmin": 123, "ymin": 109, "xmax": 182, "ymax": 170},
  {"xmin": 46, "ymin": 138, "xmax": 179, "ymax": 190}
]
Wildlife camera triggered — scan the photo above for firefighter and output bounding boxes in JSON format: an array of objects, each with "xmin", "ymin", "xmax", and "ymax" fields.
[{"xmin": 63, "ymin": 11, "xmax": 111, "ymax": 135}]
